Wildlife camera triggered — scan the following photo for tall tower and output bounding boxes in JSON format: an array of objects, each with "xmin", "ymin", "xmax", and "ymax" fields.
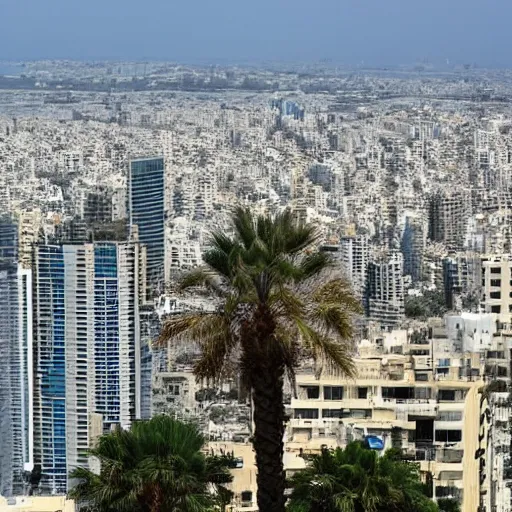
[
  {"xmin": 365, "ymin": 252, "xmax": 405, "ymax": 329},
  {"xmin": 340, "ymin": 235, "xmax": 370, "ymax": 298},
  {"xmin": 400, "ymin": 214, "xmax": 426, "ymax": 283},
  {"xmin": 128, "ymin": 157, "xmax": 166, "ymax": 293},
  {"xmin": 32, "ymin": 242, "xmax": 144, "ymax": 494},
  {"xmin": 0, "ymin": 219, "xmax": 33, "ymax": 497}
]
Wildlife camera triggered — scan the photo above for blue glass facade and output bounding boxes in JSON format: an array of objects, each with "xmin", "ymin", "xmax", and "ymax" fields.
[
  {"xmin": 36, "ymin": 245, "xmax": 67, "ymax": 493},
  {"xmin": 34, "ymin": 242, "xmax": 141, "ymax": 492},
  {"xmin": 0, "ymin": 220, "xmax": 21, "ymax": 496},
  {"xmin": 94, "ymin": 244, "xmax": 120, "ymax": 428},
  {"xmin": 270, "ymin": 98, "xmax": 305, "ymax": 120},
  {"xmin": 129, "ymin": 158, "xmax": 165, "ymax": 285}
]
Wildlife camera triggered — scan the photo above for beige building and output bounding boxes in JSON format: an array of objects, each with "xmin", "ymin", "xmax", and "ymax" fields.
[
  {"xmin": 208, "ymin": 441, "xmax": 305, "ymax": 512},
  {"xmin": 286, "ymin": 317, "xmax": 488, "ymax": 512},
  {"xmin": 0, "ymin": 496, "xmax": 75, "ymax": 512}
]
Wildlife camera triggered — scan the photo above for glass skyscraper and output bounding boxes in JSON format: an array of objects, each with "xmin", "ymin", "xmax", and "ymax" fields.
[
  {"xmin": 0, "ymin": 220, "xmax": 33, "ymax": 497},
  {"xmin": 128, "ymin": 157, "xmax": 166, "ymax": 289},
  {"xmin": 33, "ymin": 242, "xmax": 144, "ymax": 493}
]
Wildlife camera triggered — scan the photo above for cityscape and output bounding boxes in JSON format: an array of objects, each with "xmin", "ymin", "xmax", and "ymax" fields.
[{"xmin": 2, "ymin": 55, "xmax": 512, "ymax": 512}]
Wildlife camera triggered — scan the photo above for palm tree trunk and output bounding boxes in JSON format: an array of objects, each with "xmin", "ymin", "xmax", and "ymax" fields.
[{"xmin": 251, "ymin": 364, "xmax": 286, "ymax": 512}]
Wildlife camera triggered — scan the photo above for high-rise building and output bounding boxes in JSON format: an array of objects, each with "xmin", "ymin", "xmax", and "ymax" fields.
[
  {"xmin": 32, "ymin": 242, "xmax": 144, "ymax": 494},
  {"xmin": 128, "ymin": 157, "xmax": 166, "ymax": 291},
  {"xmin": 443, "ymin": 254, "xmax": 481, "ymax": 311},
  {"xmin": 400, "ymin": 214, "xmax": 426, "ymax": 283},
  {"xmin": 0, "ymin": 220, "xmax": 34, "ymax": 497},
  {"xmin": 365, "ymin": 252, "xmax": 405, "ymax": 329},
  {"xmin": 428, "ymin": 191, "xmax": 470, "ymax": 252},
  {"xmin": 340, "ymin": 235, "xmax": 370, "ymax": 297}
]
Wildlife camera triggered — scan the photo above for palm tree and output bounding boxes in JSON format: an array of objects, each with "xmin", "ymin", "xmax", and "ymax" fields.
[
  {"xmin": 287, "ymin": 442, "xmax": 438, "ymax": 512},
  {"xmin": 158, "ymin": 207, "xmax": 361, "ymax": 512},
  {"xmin": 69, "ymin": 415, "xmax": 233, "ymax": 512}
]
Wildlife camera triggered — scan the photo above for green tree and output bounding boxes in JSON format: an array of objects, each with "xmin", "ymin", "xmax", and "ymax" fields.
[
  {"xmin": 405, "ymin": 290, "xmax": 447, "ymax": 319},
  {"xmin": 158, "ymin": 207, "xmax": 361, "ymax": 512},
  {"xmin": 437, "ymin": 498, "xmax": 461, "ymax": 512},
  {"xmin": 69, "ymin": 415, "xmax": 233, "ymax": 512},
  {"xmin": 287, "ymin": 442, "xmax": 439, "ymax": 512}
]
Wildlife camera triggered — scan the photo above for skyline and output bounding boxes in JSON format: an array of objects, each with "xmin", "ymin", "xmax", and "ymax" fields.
[{"xmin": 1, "ymin": 0, "xmax": 512, "ymax": 67}]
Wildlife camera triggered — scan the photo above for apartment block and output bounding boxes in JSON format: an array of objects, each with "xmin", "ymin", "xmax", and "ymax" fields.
[
  {"xmin": 365, "ymin": 252, "xmax": 405, "ymax": 328},
  {"xmin": 481, "ymin": 255, "xmax": 512, "ymax": 321},
  {"xmin": 286, "ymin": 315, "xmax": 489, "ymax": 512},
  {"xmin": 32, "ymin": 242, "xmax": 144, "ymax": 493}
]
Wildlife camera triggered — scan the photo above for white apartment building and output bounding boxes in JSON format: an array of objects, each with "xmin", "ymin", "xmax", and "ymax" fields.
[{"xmin": 481, "ymin": 255, "xmax": 512, "ymax": 323}]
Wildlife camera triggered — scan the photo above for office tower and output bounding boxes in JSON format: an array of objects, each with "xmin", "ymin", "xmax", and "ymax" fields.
[
  {"xmin": 0, "ymin": 220, "xmax": 33, "ymax": 497},
  {"xmin": 365, "ymin": 252, "xmax": 405, "ymax": 329},
  {"xmin": 340, "ymin": 235, "xmax": 370, "ymax": 297},
  {"xmin": 33, "ymin": 242, "xmax": 144, "ymax": 494},
  {"xmin": 128, "ymin": 157, "xmax": 166, "ymax": 291}
]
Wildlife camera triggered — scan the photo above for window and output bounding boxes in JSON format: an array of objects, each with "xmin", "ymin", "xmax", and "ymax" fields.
[
  {"xmin": 294, "ymin": 408, "xmax": 319, "ymax": 419},
  {"xmin": 498, "ymin": 366, "xmax": 508, "ymax": 377},
  {"xmin": 491, "ymin": 305, "xmax": 501, "ymax": 314},
  {"xmin": 490, "ymin": 279, "xmax": 501, "ymax": 287},
  {"xmin": 324, "ymin": 386, "xmax": 343, "ymax": 400},
  {"xmin": 323, "ymin": 409, "xmax": 343, "ymax": 418},
  {"xmin": 487, "ymin": 351, "xmax": 505, "ymax": 359},
  {"xmin": 241, "ymin": 491, "xmax": 253, "ymax": 503},
  {"xmin": 490, "ymin": 291, "xmax": 501, "ymax": 299},
  {"xmin": 351, "ymin": 409, "xmax": 372, "ymax": 419},
  {"xmin": 436, "ymin": 411, "xmax": 463, "ymax": 422},
  {"xmin": 414, "ymin": 387, "xmax": 432, "ymax": 400},
  {"xmin": 301, "ymin": 385, "xmax": 320, "ymax": 399},
  {"xmin": 415, "ymin": 373, "xmax": 429, "ymax": 381},
  {"xmin": 438, "ymin": 390, "xmax": 456, "ymax": 401},
  {"xmin": 358, "ymin": 387, "xmax": 368, "ymax": 399},
  {"xmin": 382, "ymin": 387, "xmax": 414, "ymax": 400},
  {"xmin": 435, "ymin": 430, "xmax": 462, "ymax": 443},
  {"xmin": 491, "ymin": 267, "xmax": 502, "ymax": 274},
  {"xmin": 438, "ymin": 358, "xmax": 450, "ymax": 367}
]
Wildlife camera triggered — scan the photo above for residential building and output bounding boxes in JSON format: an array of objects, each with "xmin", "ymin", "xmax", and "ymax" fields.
[
  {"xmin": 339, "ymin": 234, "xmax": 370, "ymax": 297},
  {"xmin": 365, "ymin": 252, "xmax": 405, "ymax": 328},
  {"xmin": 286, "ymin": 315, "xmax": 488, "ymax": 512},
  {"xmin": 32, "ymin": 242, "xmax": 144, "ymax": 493},
  {"xmin": 481, "ymin": 254, "xmax": 512, "ymax": 321},
  {"xmin": 0, "ymin": 495, "xmax": 75, "ymax": 512}
]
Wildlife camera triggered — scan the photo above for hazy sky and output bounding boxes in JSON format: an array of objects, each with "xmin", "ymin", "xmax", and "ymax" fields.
[{"xmin": 1, "ymin": 0, "xmax": 511, "ymax": 66}]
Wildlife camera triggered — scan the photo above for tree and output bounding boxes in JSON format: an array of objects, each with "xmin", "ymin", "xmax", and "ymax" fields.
[
  {"xmin": 287, "ymin": 442, "xmax": 439, "ymax": 512},
  {"xmin": 158, "ymin": 207, "xmax": 361, "ymax": 512},
  {"xmin": 69, "ymin": 415, "xmax": 233, "ymax": 512},
  {"xmin": 405, "ymin": 290, "xmax": 447, "ymax": 319},
  {"xmin": 437, "ymin": 498, "xmax": 460, "ymax": 512}
]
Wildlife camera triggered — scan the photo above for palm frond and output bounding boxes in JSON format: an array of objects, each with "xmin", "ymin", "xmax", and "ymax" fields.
[
  {"xmin": 312, "ymin": 278, "xmax": 363, "ymax": 315},
  {"xmin": 299, "ymin": 251, "xmax": 333, "ymax": 279},
  {"xmin": 232, "ymin": 206, "xmax": 257, "ymax": 250},
  {"xmin": 203, "ymin": 248, "xmax": 233, "ymax": 279},
  {"xmin": 178, "ymin": 267, "xmax": 225, "ymax": 295},
  {"xmin": 156, "ymin": 313, "xmax": 207, "ymax": 348},
  {"xmin": 294, "ymin": 318, "xmax": 355, "ymax": 378}
]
